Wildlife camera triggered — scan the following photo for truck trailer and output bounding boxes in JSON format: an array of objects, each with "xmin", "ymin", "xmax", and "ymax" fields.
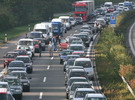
[{"xmin": 72, "ymin": 0, "xmax": 95, "ymax": 21}]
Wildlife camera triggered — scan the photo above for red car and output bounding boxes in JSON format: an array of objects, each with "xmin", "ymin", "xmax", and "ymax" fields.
[
  {"xmin": 59, "ymin": 39, "xmax": 69, "ymax": 50},
  {"xmin": 107, "ymin": 6, "xmax": 115, "ymax": 12},
  {"xmin": 3, "ymin": 51, "xmax": 18, "ymax": 68}
]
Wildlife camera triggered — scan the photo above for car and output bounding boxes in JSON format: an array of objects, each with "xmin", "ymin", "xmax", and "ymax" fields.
[
  {"xmin": 63, "ymin": 58, "xmax": 76, "ymax": 72},
  {"xmin": 59, "ymin": 39, "xmax": 69, "ymax": 50},
  {"xmin": 34, "ymin": 38, "xmax": 46, "ymax": 51},
  {"xmin": 59, "ymin": 50, "xmax": 73, "ymax": 64},
  {"xmin": 70, "ymin": 40, "xmax": 84, "ymax": 45},
  {"xmin": 65, "ymin": 77, "xmax": 89, "ymax": 99},
  {"xmin": 28, "ymin": 31, "xmax": 43, "ymax": 39},
  {"xmin": 0, "ymin": 88, "xmax": 15, "ymax": 100},
  {"xmin": 107, "ymin": 6, "xmax": 115, "ymax": 12},
  {"xmin": 65, "ymin": 55, "xmax": 80, "ymax": 62},
  {"xmin": 75, "ymin": 17, "xmax": 83, "ymax": 24},
  {"xmin": 67, "ymin": 36, "xmax": 82, "ymax": 44},
  {"xmin": 66, "ymin": 66, "xmax": 84, "ymax": 75},
  {"xmin": 84, "ymin": 93, "xmax": 107, "ymax": 100},
  {"xmin": 72, "ymin": 88, "xmax": 96, "ymax": 100},
  {"xmin": 14, "ymin": 49, "xmax": 28, "ymax": 56},
  {"xmin": 66, "ymin": 69, "xmax": 88, "ymax": 82},
  {"xmin": 69, "ymin": 17, "xmax": 76, "ymax": 26},
  {"xmin": 16, "ymin": 56, "xmax": 33, "ymax": 73},
  {"xmin": 8, "ymin": 60, "xmax": 27, "ymax": 73},
  {"xmin": 74, "ymin": 32, "xmax": 93, "ymax": 47},
  {"xmin": 69, "ymin": 44, "xmax": 85, "ymax": 52},
  {"xmin": 9, "ymin": 71, "xmax": 31, "ymax": 92},
  {"xmin": 2, "ymin": 76, "xmax": 23, "ymax": 100},
  {"xmin": 18, "ymin": 46, "xmax": 33, "ymax": 59},
  {"xmin": 72, "ymin": 51, "xmax": 86, "ymax": 57},
  {"xmin": 68, "ymin": 82, "xmax": 92, "ymax": 99},
  {"xmin": 95, "ymin": 18, "xmax": 106, "ymax": 28},
  {"xmin": 3, "ymin": 52, "xmax": 18, "ymax": 68},
  {"xmin": 74, "ymin": 58, "xmax": 94, "ymax": 80},
  {"xmin": 17, "ymin": 38, "xmax": 35, "ymax": 56},
  {"xmin": 0, "ymin": 82, "xmax": 10, "ymax": 93},
  {"xmin": 94, "ymin": 8, "xmax": 106, "ymax": 15}
]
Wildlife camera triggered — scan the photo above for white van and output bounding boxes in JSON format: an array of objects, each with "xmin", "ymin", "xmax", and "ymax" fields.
[
  {"xmin": 104, "ymin": 2, "xmax": 113, "ymax": 8},
  {"xmin": 33, "ymin": 22, "xmax": 51, "ymax": 44},
  {"xmin": 17, "ymin": 38, "xmax": 35, "ymax": 55},
  {"xmin": 59, "ymin": 16, "xmax": 72, "ymax": 30}
]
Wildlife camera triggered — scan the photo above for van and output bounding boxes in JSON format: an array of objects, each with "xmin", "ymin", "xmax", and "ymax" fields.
[
  {"xmin": 59, "ymin": 16, "xmax": 72, "ymax": 30},
  {"xmin": 33, "ymin": 22, "xmax": 51, "ymax": 44},
  {"xmin": 17, "ymin": 38, "xmax": 35, "ymax": 56}
]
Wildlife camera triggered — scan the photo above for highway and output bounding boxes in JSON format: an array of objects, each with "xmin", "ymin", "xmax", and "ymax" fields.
[{"xmin": 0, "ymin": 22, "xmax": 102, "ymax": 100}]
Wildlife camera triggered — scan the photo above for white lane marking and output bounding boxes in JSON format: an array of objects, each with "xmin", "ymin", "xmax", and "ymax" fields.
[
  {"xmin": 129, "ymin": 21, "xmax": 135, "ymax": 56},
  {"xmin": 51, "ymin": 57, "xmax": 54, "ymax": 60},
  {"xmin": 43, "ymin": 77, "xmax": 46, "ymax": 82},
  {"xmin": 47, "ymin": 65, "xmax": 50, "ymax": 70},
  {"xmin": 39, "ymin": 92, "xmax": 43, "ymax": 99}
]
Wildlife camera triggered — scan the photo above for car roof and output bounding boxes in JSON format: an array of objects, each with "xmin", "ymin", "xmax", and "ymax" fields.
[
  {"xmin": 67, "ymin": 55, "xmax": 80, "ymax": 57},
  {"xmin": 72, "ymin": 82, "xmax": 89, "ymax": 85},
  {"xmin": 86, "ymin": 93, "xmax": 106, "ymax": 98},
  {"xmin": 7, "ymin": 51, "xmax": 18, "ymax": 54},
  {"xmin": 11, "ymin": 71, "xmax": 27, "ymax": 73},
  {"xmin": 3, "ymin": 76, "xmax": 18, "ymax": 79},
  {"xmin": 69, "ymin": 77, "xmax": 87, "ymax": 80},
  {"xmin": 75, "ymin": 58, "xmax": 91, "ymax": 61},
  {"xmin": 11, "ymin": 60, "xmax": 24, "ymax": 63},
  {"xmin": 16, "ymin": 56, "xmax": 29, "ymax": 58},
  {"xmin": 68, "ymin": 66, "xmax": 84, "ymax": 69},
  {"xmin": 19, "ymin": 38, "xmax": 33, "ymax": 41},
  {"xmin": 0, "ymin": 82, "xmax": 8, "ymax": 85},
  {"xmin": 69, "ymin": 44, "xmax": 84, "ymax": 46},
  {"xmin": 70, "ymin": 69, "xmax": 85, "ymax": 72},
  {"xmin": 76, "ymin": 88, "xmax": 95, "ymax": 91}
]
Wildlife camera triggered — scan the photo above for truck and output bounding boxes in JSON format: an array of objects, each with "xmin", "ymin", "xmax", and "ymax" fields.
[
  {"xmin": 51, "ymin": 18, "xmax": 66, "ymax": 37},
  {"xmin": 72, "ymin": 0, "xmax": 95, "ymax": 21}
]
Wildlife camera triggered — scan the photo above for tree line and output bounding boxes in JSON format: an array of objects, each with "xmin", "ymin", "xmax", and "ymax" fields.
[{"xmin": 0, "ymin": 0, "xmax": 77, "ymax": 31}]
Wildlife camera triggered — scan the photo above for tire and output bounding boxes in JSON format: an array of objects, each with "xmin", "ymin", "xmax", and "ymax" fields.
[
  {"xmin": 60, "ymin": 59, "xmax": 63, "ymax": 64},
  {"xmin": 27, "ymin": 86, "xmax": 30, "ymax": 92},
  {"xmin": 66, "ymin": 93, "xmax": 69, "ymax": 99}
]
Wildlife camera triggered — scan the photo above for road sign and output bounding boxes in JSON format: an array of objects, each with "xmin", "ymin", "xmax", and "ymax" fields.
[{"xmin": 110, "ymin": 15, "xmax": 116, "ymax": 25}]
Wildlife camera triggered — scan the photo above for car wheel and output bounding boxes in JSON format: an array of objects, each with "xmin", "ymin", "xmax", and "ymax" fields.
[
  {"xmin": 27, "ymin": 86, "xmax": 30, "ymax": 92},
  {"xmin": 66, "ymin": 93, "xmax": 69, "ymax": 99},
  {"xmin": 60, "ymin": 59, "xmax": 63, "ymax": 64}
]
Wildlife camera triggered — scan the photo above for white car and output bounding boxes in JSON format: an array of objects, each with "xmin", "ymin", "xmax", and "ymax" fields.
[
  {"xmin": 70, "ymin": 17, "xmax": 76, "ymax": 26},
  {"xmin": 17, "ymin": 38, "xmax": 35, "ymax": 56},
  {"xmin": 72, "ymin": 88, "xmax": 96, "ymax": 100},
  {"xmin": 84, "ymin": 93, "xmax": 107, "ymax": 100},
  {"xmin": 69, "ymin": 44, "xmax": 85, "ymax": 52},
  {"xmin": 74, "ymin": 58, "xmax": 94, "ymax": 80}
]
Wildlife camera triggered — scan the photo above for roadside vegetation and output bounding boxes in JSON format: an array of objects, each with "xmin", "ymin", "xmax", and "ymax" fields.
[{"xmin": 96, "ymin": 10, "xmax": 135, "ymax": 100}]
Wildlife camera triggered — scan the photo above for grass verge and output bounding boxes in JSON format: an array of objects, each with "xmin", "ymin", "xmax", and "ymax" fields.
[{"xmin": 95, "ymin": 10, "xmax": 135, "ymax": 100}]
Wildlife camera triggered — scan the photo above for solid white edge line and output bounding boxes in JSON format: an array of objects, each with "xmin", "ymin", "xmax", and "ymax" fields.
[
  {"xmin": 39, "ymin": 92, "xmax": 43, "ymax": 99},
  {"xmin": 129, "ymin": 22, "xmax": 135, "ymax": 56},
  {"xmin": 43, "ymin": 77, "xmax": 46, "ymax": 82},
  {"xmin": 47, "ymin": 65, "xmax": 50, "ymax": 70}
]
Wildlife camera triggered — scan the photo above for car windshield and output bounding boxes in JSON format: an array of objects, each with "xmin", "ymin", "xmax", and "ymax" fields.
[
  {"xmin": 68, "ymin": 79, "xmax": 87, "ymax": 86},
  {"xmin": 19, "ymin": 47, "xmax": 31, "ymax": 51},
  {"xmin": 8, "ymin": 62, "xmax": 25, "ymax": 67},
  {"xmin": 69, "ymin": 71, "xmax": 86, "ymax": 78},
  {"xmin": 4, "ymin": 79, "xmax": 20, "ymax": 86},
  {"xmin": 75, "ymin": 91, "xmax": 95, "ymax": 98},
  {"xmin": 78, "ymin": 35, "xmax": 87, "ymax": 38},
  {"xmin": 71, "ymin": 84, "xmax": 90, "ymax": 91},
  {"xmin": 16, "ymin": 57, "xmax": 30, "ymax": 63},
  {"xmin": 70, "ymin": 46, "xmax": 83, "ymax": 51},
  {"xmin": 71, "ymin": 41, "xmax": 82, "ymax": 44},
  {"xmin": 86, "ymin": 98, "xmax": 106, "ymax": 100},
  {"xmin": 60, "ymin": 39, "xmax": 67, "ymax": 43},
  {"xmin": 75, "ymin": 61, "xmax": 92, "ymax": 68},
  {"xmin": 30, "ymin": 33, "xmax": 42, "ymax": 38},
  {"xmin": 61, "ymin": 51, "xmax": 72, "ymax": 55},
  {"xmin": 11, "ymin": 73, "xmax": 27, "ymax": 79},
  {"xmin": 15, "ymin": 50, "xmax": 27, "ymax": 55},
  {"xmin": 75, "ymin": 7, "xmax": 87, "ymax": 12},
  {"xmin": 19, "ymin": 41, "xmax": 32, "ymax": 46},
  {"xmin": 6, "ymin": 53, "xmax": 17, "ymax": 58},
  {"xmin": 67, "ymin": 60, "xmax": 75, "ymax": 66},
  {"xmin": 0, "ymin": 84, "xmax": 8, "ymax": 88}
]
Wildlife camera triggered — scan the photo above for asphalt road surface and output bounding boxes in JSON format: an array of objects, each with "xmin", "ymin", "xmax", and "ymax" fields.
[{"xmin": 0, "ymin": 24, "xmax": 101, "ymax": 100}]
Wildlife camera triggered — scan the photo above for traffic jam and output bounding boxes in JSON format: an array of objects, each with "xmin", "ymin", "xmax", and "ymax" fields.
[{"xmin": 0, "ymin": 0, "xmax": 135, "ymax": 100}]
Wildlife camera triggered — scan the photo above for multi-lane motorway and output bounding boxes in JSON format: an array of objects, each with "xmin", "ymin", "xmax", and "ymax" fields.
[{"xmin": 0, "ymin": 24, "xmax": 102, "ymax": 100}]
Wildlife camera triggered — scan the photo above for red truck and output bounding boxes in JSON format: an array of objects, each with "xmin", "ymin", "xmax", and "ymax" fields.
[{"xmin": 72, "ymin": 0, "xmax": 95, "ymax": 21}]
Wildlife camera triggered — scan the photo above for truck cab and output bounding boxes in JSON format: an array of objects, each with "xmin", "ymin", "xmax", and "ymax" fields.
[{"xmin": 51, "ymin": 18, "xmax": 66, "ymax": 37}]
